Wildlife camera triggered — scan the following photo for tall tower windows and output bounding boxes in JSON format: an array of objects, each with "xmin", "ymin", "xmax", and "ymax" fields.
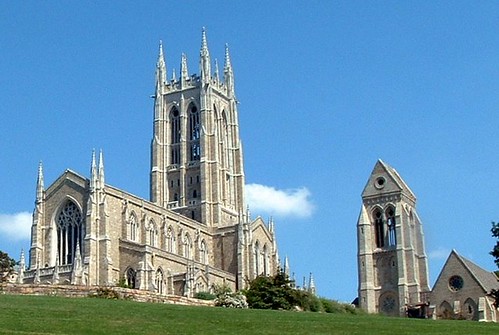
[
  {"xmin": 56, "ymin": 200, "xmax": 83, "ymax": 265},
  {"xmin": 373, "ymin": 209, "xmax": 384, "ymax": 248},
  {"xmin": 170, "ymin": 108, "xmax": 181, "ymax": 165},
  {"xmin": 189, "ymin": 105, "xmax": 200, "ymax": 161},
  {"xmin": 386, "ymin": 207, "xmax": 396, "ymax": 247}
]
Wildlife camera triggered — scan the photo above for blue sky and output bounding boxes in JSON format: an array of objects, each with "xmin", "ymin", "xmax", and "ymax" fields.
[{"xmin": 1, "ymin": 2, "xmax": 499, "ymax": 302}]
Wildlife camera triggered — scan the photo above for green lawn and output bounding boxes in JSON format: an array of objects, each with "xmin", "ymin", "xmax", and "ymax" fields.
[{"xmin": 0, "ymin": 294, "xmax": 498, "ymax": 334}]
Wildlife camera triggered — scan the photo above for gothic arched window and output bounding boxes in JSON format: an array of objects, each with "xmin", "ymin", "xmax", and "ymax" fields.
[
  {"xmin": 263, "ymin": 244, "xmax": 270, "ymax": 276},
  {"xmin": 156, "ymin": 269, "xmax": 164, "ymax": 294},
  {"xmin": 126, "ymin": 268, "xmax": 137, "ymax": 289},
  {"xmin": 184, "ymin": 233, "xmax": 193, "ymax": 259},
  {"xmin": 148, "ymin": 220, "xmax": 158, "ymax": 247},
  {"xmin": 56, "ymin": 200, "xmax": 83, "ymax": 265},
  {"xmin": 189, "ymin": 105, "xmax": 200, "ymax": 161},
  {"xmin": 386, "ymin": 207, "xmax": 396, "ymax": 247},
  {"xmin": 373, "ymin": 209, "xmax": 384, "ymax": 248},
  {"xmin": 166, "ymin": 226, "xmax": 175, "ymax": 253},
  {"xmin": 129, "ymin": 212, "xmax": 138, "ymax": 242},
  {"xmin": 200, "ymin": 240, "xmax": 208, "ymax": 265},
  {"xmin": 170, "ymin": 107, "xmax": 181, "ymax": 165},
  {"xmin": 254, "ymin": 241, "xmax": 260, "ymax": 276}
]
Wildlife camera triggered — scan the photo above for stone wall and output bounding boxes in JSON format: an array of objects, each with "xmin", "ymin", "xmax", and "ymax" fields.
[{"xmin": 0, "ymin": 283, "xmax": 215, "ymax": 307}]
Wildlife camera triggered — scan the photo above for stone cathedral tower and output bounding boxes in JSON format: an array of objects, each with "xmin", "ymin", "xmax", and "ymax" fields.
[
  {"xmin": 357, "ymin": 160, "xmax": 430, "ymax": 316},
  {"xmin": 150, "ymin": 28, "xmax": 244, "ymax": 227},
  {"xmin": 24, "ymin": 29, "xmax": 278, "ymax": 295}
]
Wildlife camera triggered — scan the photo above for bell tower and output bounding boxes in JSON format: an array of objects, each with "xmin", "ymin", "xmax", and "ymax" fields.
[
  {"xmin": 150, "ymin": 28, "xmax": 245, "ymax": 227},
  {"xmin": 357, "ymin": 160, "xmax": 430, "ymax": 316}
]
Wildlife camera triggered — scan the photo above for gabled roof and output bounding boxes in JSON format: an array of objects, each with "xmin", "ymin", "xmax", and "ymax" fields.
[
  {"xmin": 361, "ymin": 159, "xmax": 416, "ymax": 200},
  {"xmin": 452, "ymin": 250, "xmax": 499, "ymax": 292}
]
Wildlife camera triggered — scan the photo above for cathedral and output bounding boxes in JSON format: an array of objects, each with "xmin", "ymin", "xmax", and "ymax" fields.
[{"xmin": 21, "ymin": 29, "xmax": 279, "ymax": 297}]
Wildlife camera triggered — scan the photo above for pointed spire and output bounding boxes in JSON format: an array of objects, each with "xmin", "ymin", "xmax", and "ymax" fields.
[
  {"xmin": 156, "ymin": 40, "xmax": 167, "ymax": 88},
  {"xmin": 172, "ymin": 68, "xmax": 177, "ymax": 82},
  {"xmin": 36, "ymin": 161, "xmax": 44, "ymax": 203},
  {"xmin": 17, "ymin": 249, "xmax": 25, "ymax": 284},
  {"xmin": 224, "ymin": 43, "xmax": 234, "ymax": 96},
  {"xmin": 98, "ymin": 149, "xmax": 105, "ymax": 189},
  {"xmin": 308, "ymin": 273, "xmax": 316, "ymax": 295},
  {"xmin": 200, "ymin": 27, "xmax": 211, "ymax": 83},
  {"xmin": 284, "ymin": 256, "xmax": 290, "ymax": 277},
  {"xmin": 214, "ymin": 58, "xmax": 220, "ymax": 83},
  {"xmin": 90, "ymin": 149, "xmax": 97, "ymax": 191},
  {"xmin": 180, "ymin": 53, "xmax": 189, "ymax": 88},
  {"xmin": 268, "ymin": 217, "xmax": 274, "ymax": 233},
  {"xmin": 224, "ymin": 43, "xmax": 232, "ymax": 71},
  {"xmin": 246, "ymin": 205, "xmax": 251, "ymax": 222}
]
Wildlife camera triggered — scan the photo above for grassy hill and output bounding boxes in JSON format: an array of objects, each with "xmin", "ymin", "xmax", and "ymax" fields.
[{"xmin": 0, "ymin": 294, "xmax": 498, "ymax": 334}]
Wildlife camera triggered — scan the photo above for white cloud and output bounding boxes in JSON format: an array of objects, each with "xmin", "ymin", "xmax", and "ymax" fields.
[
  {"xmin": 245, "ymin": 183, "xmax": 314, "ymax": 219},
  {"xmin": 428, "ymin": 247, "xmax": 450, "ymax": 260},
  {"xmin": 0, "ymin": 212, "xmax": 32, "ymax": 242}
]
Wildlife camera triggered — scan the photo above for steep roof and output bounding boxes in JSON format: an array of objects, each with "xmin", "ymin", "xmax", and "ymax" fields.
[
  {"xmin": 453, "ymin": 250, "xmax": 499, "ymax": 292},
  {"xmin": 361, "ymin": 159, "xmax": 416, "ymax": 201}
]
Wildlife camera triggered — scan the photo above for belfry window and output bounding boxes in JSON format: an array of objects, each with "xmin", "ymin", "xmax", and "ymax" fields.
[
  {"xmin": 373, "ymin": 209, "xmax": 384, "ymax": 248},
  {"xmin": 170, "ymin": 108, "xmax": 181, "ymax": 165},
  {"xmin": 56, "ymin": 200, "xmax": 83, "ymax": 265},
  {"xmin": 386, "ymin": 207, "xmax": 396, "ymax": 246},
  {"xmin": 189, "ymin": 105, "xmax": 200, "ymax": 161}
]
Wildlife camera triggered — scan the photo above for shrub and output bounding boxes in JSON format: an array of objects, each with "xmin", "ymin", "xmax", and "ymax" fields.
[
  {"xmin": 213, "ymin": 284, "xmax": 248, "ymax": 308},
  {"xmin": 293, "ymin": 290, "xmax": 322, "ymax": 312},
  {"xmin": 91, "ymin": 287, "xmax": 120, "ymax": 300},
  {"xmin": 116, "ymin": 277, "xmax": 131, "ymax": 289},
  {"xmin": 244, "ymin": 271, "xmax": 297, "ymax": 310},
  {"xmin": 319, "ymin": 298, "xmax": 364, "ymax": 315},
  {"xmin": 194, "ymin": 291, "xmax": 216, "ymax": 300}
]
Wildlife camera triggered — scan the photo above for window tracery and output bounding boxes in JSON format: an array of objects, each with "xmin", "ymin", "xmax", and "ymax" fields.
[{"xmin": 56, "ymin": 200, "xmax": 83, "ymax": 265}]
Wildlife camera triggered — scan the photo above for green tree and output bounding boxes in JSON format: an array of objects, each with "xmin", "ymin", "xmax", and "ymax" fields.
[
  {"xmin": 489, "ymin": 222, "xmax": 499, "ymax": 307},
  {"xmin": 490, "ymin": 222, "xmax": 499, "ymax": 268},
  {"xmin": 0, "ymin": 251, "xmax": 16, "ymax": 282},
  {"xmin": 244, "ymin": 270, "xmax": 299, "ymax": 310}
]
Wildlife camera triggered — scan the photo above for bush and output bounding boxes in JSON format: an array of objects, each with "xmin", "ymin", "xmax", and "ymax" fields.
[
  {"xmin": 194, "ymin": 292, "xmax": 216, "ymax": 300},
  {"xmin": 213, "ymin": 284, "xmax": 248, "ymax": 308},
  {"xmin": 91, "ymin": 288, "xmax": 120, "ymax": 300},
  {"xmin": 294, "ymin": 290, "xmax": 322, "ymax": 312},
  {"xmin": 116, "ymin": 277, "xmax": 131, "ymax": 289},
  {"xmin": 244, "ymin": 271, "xmax": 297, "ymax": 310},
  {"xmin": 319, "ymin": 298, "xmax": 364, "ymax": 315}
]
